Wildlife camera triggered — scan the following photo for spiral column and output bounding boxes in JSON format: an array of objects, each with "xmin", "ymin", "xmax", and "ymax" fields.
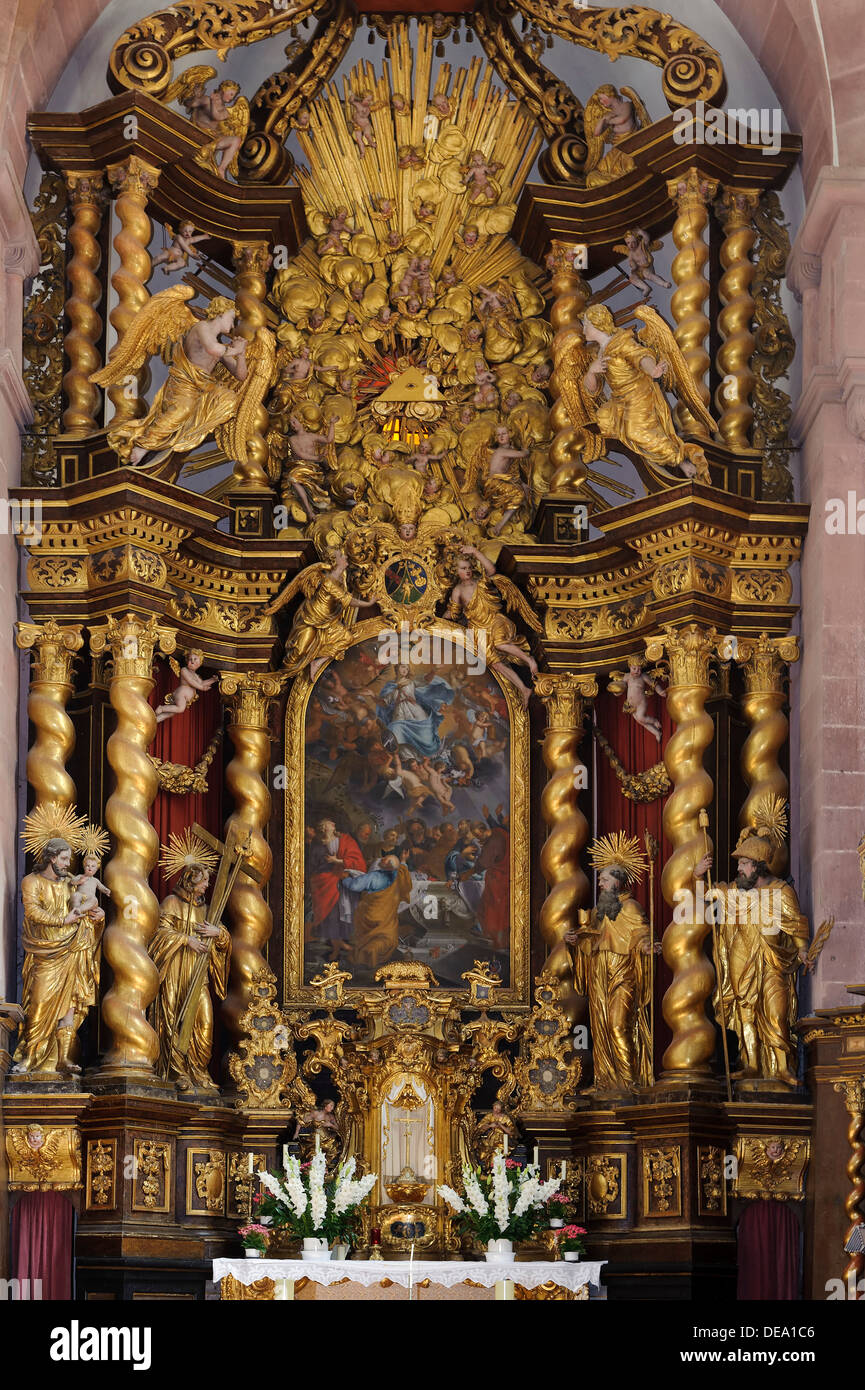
[
  {"xmin": 736, "ymin": 632, "xmax": 799, "ymax": 876},
  {"xmin": 535, "ymin": 672, "xmax": 598, "ymax": 1026},
  {"xmin": 220, "ymin": 671, "xmax": 286, "ymax": 1037},
  {"xmin": 714, "ymin": 187, "xmax": 760, "ymax": 450},
  {"xmin": 547, "ymin": 241, "xmax": 592, "ymax": 494},
  {"xmin": 230, "ymin": 240, "xmax": 274, "ymax": 493},
  {"xmin": 666, "ymin": 168, "xmax": 718, "ymax": 437},
  {"xmin": 62, "ymin": 173, "xmax": 105, "ymax": 435},
  {"xmin": 90, "ymin": 614, "xmax": 176, "ymax": 1079},
  {"xmin": 645, "ymin": 624, "xmax": 718, "ymax": 1080},
  {"xmin": 106, "ymin": 156, "xmax": 160, "ymax": 424},
  {"xmin": 834, "ymin": 1079, "xmax": 865, "ymax": 1294},
  {"xmin": 16, "ymin": 620, "xmax": 84, "ymax": 811}
]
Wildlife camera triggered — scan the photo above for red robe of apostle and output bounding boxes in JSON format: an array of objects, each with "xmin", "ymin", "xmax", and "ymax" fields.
[
  {"xmin": 308, "ymin": 831, "xmax": 366, "ymax": 940},
  {"xmin": 476, "ymin": 826, "xmax": 509, "ymax": 949}
]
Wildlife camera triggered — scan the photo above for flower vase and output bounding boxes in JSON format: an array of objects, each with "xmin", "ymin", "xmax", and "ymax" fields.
[
  {"xmin": 244, "ymin": 1249, "xmax": 262, "ymax": 1259},
  {"xmin": 484, "ymin": 1238, "xmax": 515, "ymax": 1264},
  {"xmin": 549, "ymin": 1218, "xmax": 564, "ymax": 1229},
  {"xmin": 301, "ymin": 1237, "xmax": 331, "ymax": 1262},
  {"xmin": 563, "ymin": 1251, "xmax": 580, "ymax": 1262}
]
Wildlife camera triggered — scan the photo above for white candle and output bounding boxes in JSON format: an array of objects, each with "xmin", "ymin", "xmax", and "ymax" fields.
[
  {"xmin": 503, "ymin": 1133, "xmax": 508, "ymax": 1156},
  {"xmin": 283, "ymin": 1144, "xmax": 290, "ymax": 1171},
  {"xmin": 315, "ymin": 1132, "xmax": 321, "ymax": 1155},
  {"xmin": 533, "ymin": 1146, "xmax": 539, "ymax": 1168},
  {"xmin": 560, "ymin": 1160, "xmax": 567, "ymax": 1181},
  {"xmin": 247, "ymin": 1153, "xmax": 254, "ymax": 1176},
  {"xmin": 409, "ymin": 1242, "xmax": 415, "ymax": 1301}
]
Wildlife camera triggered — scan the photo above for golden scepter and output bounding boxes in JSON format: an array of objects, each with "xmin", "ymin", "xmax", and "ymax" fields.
[
  {"xmin": 699, "ymin": 809, "xmax": 732, "ymax": 1102},
  {"xmin": 643, "ymin": 830, "xmax": 659, "ymax": 1082}
]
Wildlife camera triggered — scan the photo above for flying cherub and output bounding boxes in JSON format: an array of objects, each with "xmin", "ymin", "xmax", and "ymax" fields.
[
  {"xmin": 90, "ymin": 285, "xmax": 275, "ymax": 472},
  {"xmin": 614, "ymin": 229, "xmax": 672, "ymax": 297},
  {"xmin": 155, "ymin": 649, "xmax": 218, "ymax": 724},
  {"xmin": 151, "ymin": 222, "xmax": 208, "ymax": 277},
  {"xmin": 555, "ymin": 302, "xmax": 717, "ymax": 487},
  {"xmin": 608, "ymin": 658, "xmax": 667, "ymax": 742}
]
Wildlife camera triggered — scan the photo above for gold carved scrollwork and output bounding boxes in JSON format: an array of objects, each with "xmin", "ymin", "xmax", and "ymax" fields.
[
  {"xmin": 6, "ymin": 1125, "xmax": 82, "ymax": 1191},
  {"xmin": 86, "ymin": 1139, "xmax": 117, "ymax": 1209},
  {"xmin": 642, "ymin": 1145, "xmax": 682, "ymax": 1216},
  {"xmin": 133, "ymin": 1140, "xmax": 170, "ymax": 1212},
  {"xmin": 752, "ymin": 192, "xmax": 795, "ymax": 503},
  {"xmin": 698, "ymin": 1144, "xmax": 725, "ymax": 1215},
  {"xmin": 22, "ymin": 172, "xmax": 67, "ymax": 485},
  {"xmin": 733, "ymin": 1135, "xmax": 809, "ymax": 1202},
  {"xmin": 511, "ymin": 2, "xmax": 725, "ymax": 108},
  {"xmin": 191, "ymin": 1150, "xmax": 227, "ymax": 1214},
  {"xmin": 586, "ymin": 1153, "xmax": 625, "ymax": 1218},
  {"xmin": 246, "ymin": 0, "xmax": 356, "ymax": 148},
  {"xmin": 220, "ymin": 1274, "xmax": 275, "ymax": 1300},
  {"xmin": 513, "ymin": 972, "xmax": 582, "ymax": 1111},
  {"xmin": 653, "ymin": 558, "xmax": 728, "ymax": 602},
  {"xmin": 593, "ymin": 729, "xmax": 670, "ymax": 804},
  {"xmin": 228, "ymin": 965, "xmax": 305, "ymax": 1109}
]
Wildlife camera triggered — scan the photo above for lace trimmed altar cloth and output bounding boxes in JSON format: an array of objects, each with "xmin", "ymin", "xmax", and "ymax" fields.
[{"xmin": 214, "ymin": 1257, "xmax": 606, "ymax": 1299}]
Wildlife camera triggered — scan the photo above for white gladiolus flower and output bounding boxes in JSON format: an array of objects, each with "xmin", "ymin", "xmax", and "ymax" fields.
[
  {"xmin": 492, "ymin": 1154, "xmax": 510, "ymax": 1233},
  {"xmin": 437, "ymin": 1184, "xmax": 467, "ymax": 1214},
  {"xmin": 464, "ymin": 1168, "xmax": 489, "ymax": 1218},
  {"xmin": 333, "ymin": 1173, "xmax": 377, "ymax": 1215},
  {"xmin": 309, "ymin": 1150, "xmax": 328, "ymax": 1230}
]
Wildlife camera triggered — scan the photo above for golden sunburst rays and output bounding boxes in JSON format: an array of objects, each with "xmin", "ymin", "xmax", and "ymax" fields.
[
  {"xmin": 80, "ymin": 823, "xmax": 111, "ymax": 861},
  {"xmin": 159, "ymin": 829, "xmax": 219, "ymax": 881},
  {"xmin": 588, "ymin": 831, "xmax": 647, "ymax": 885},
  {"xmin": 21, "ymin": 802, "xmax": 88, "ymax": 859},
  {"xmin": 748, "ymin": 793, "xmax": 788, "ymax": 848},
  {"xmin": 293, "ymin": 17, "xmax": 542, "ymax": 281}
]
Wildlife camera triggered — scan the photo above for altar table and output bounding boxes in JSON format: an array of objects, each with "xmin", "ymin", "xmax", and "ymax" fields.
[{"xmin": 214, "ymin": 1257, "xmax": 606, "ymax": 1301}]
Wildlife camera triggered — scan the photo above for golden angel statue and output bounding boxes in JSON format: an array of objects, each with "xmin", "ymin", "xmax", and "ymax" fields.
[
  {"xmin": 557, "ymin": 303, "xmax": 716, "ymax": 485},
  {"xmin": 91, "ymin": 286, "xmax": 275, "ymax": 471},
  {"xmin": 584, "ymin": 84, "xmax": 650, "ymax": 187},
  {"xmin": 148, "ymin": 830, "xmax": 230, "ymax": 1093},
  {"xmin": 185, "ymin": 77, "xmax": 250, "ymax": 180},
  {"xmin": 565, "ymin": 832, "xmax": 655, "ymax": 1093},
  {"xmin": 443, "ymin": 544, "xmax": 542, "ymax": 706},
  {"xmin": 694, "ymin": 796, "xmax": 819, "ymax": 1086},
  {"xmin": 11, "ymin": 805, "xmax": 106, "ymax": 1077},
  {"xmin": 462, "ymin": 424, "xmax": 532, "ymax": 536},
  {"xmin": 264, "ymin": 550, "xmax": 378, "ymax": 679}
]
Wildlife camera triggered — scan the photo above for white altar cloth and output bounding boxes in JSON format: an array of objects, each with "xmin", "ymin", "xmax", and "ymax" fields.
[{"xmin": 214, "ymin": 1257, "xmax": 605, "ymax": 1293}]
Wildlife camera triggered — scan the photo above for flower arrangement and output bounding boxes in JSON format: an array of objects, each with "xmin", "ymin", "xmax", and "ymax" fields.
[
  {"xmin": 258, "ymin": 1152, "xmax": 377, "ymax": 1244},
  {"xmin": 543, "ymin": 1191, "xmax": 573, "ymax": 1223},
  {"xmin": 558, "ymin": 1224, "xmax": 587, "ymax": 1257},
  {"xmin": 238, "ymin": 1223, "xmax": 269, "ymax": 1253},
  {"xmin": 438, "ymin": 1152, "xmax": 561, "ymax": 1244}
]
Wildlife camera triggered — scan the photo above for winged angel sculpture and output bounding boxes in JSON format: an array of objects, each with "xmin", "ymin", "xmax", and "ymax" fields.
[
  {"xmin": 557, "ymin": 303, "xmax": 717, "ymax": 486},
  {"xmin": 91, "ymin": 285, "xmax": 275, "ymax": 471}
]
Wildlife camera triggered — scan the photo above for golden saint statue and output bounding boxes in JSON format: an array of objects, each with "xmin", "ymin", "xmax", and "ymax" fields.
[
  {"xmin": 149, "ymin": 831, "xmax": 230, "ymax": 1092},
  {"xmin": 566, "ymin": 832, "xmax": 654, "ymax": 1092},
  {"xmin": 12, "ymin": 806, "xmax": 107, "ymax": 1077},
  {"xmin": 695, "ymin": 797, "xmax": 810, "ymax": 1085}
]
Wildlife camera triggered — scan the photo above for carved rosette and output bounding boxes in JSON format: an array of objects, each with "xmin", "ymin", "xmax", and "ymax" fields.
[
  {"xmin": 62, "ymin": 172, "xmax": 105, "ymax": 435},
  {"xmin": 89, "ymin": 614, "xmax": 176, "ymax": 1078},
  {"xmin": 16, "ymin": 620, "xmax": 84, "ymax": 812},
  {"xmin": 106, "ymin": 157, "xmax": 160, "ymax": 423},
  {"xmin": 715, "ymin": 187, "xmax": 760, "ymax": 450},
  {"xmin": 219, "ymin": 671, "xmax": 287, "ymax": 1036},
  {"xmin": 644, "ymin": 623, "xmax": 718, "ymax": 1079},
  {"xmin": 666, "ymin": 169, "xmax": 719, "ymax": 436},
  {"xmin": 535, "ymin": 672, "xmax": 597, "ymax": 1025},
  {"xmin": 735, "ymin": 632, "xmax": 799, "ymax": 875}
]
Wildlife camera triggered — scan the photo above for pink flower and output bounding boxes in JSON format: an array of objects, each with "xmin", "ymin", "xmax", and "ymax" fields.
[
  {"xmin": 238, "ymin": 1223, "xmax": 269, "ymax": 1238},
  {"xmin": 560, "ymin": 1224, "xmax": 587, "ymax": 1237}
]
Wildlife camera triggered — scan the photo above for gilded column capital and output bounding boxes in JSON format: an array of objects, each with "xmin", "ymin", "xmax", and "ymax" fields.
[
  {"xmin": 89, "ymin": 613, "xmax": 176, "ymax": 677},
  {"xmin": 666, "ymin": 166, "xmax": 719, "ymax": 208},
  {"xmin": 231, "ymin": 240, "xmax": 273, "ymax": 276},
  {"xmin": 715, "ymin": 186, "xmax": 761, "ymax": 228},
  {"xmin": 220, "ymin": 670, "xmax": 287, "ymax": 729},
  {"xmin": 535, "ymin": 672, "xmax": 598, "ymax": 729},
  {"xmin": 65, "ymin": 171, "xmax": 106, "ymax": 207},
  {"xmin": 106, "ymin": 155, "xmax": 160, "ymax": 199},
  {"xmin": 16, "ymin": 620, "xmax": 84, "ymax": 684},
  {"xmin": 735, "ymin": 631, "xmax": 799, "ymax": 692},
  {"xmin": 645, "ymin": 623, "xmax": 718, "ymax": 688},
  {"xmin": 547, "ymin": 239, "xmax": 590, "ymax": 289},
  {"xmin": 834, "ymin": 1078, "xmax": 865, "ymax": 1114}
]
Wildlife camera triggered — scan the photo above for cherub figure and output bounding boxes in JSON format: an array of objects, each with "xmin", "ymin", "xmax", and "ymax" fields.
[
  {"xmin": 593, "ymin": 87, "xmax": 640, "ymax": 140},
  {"xmin": 348, "ymin": 93, "xmax": 383, "ymax": 157},
  {"xmin": 461, "ymin": 150, "xmax": 502, "ymax": 203},
  {"xmin": 608, "ymin": 659, "xmax": 667, "ymax": 742},
  {"xmin": 405, "ymin": 438, "xmax": 446, "ymax": 474},
  {"xmin": 265, "ymin": 550, "xmax": 377, "ymax": 679},
  {"xmin": 68, "ymin": 825, "xmax": 112, "ymax": 918},
  {"xmin": 90, "ymin": 286, "xmax": 274, "ymax": 471},
  {"xmin": 186, "ymin": 78, "xmax": 250, "ymax": 180},
  {"xmin": 444, "ymin": 545, "xmax": 542, "ymax": 707},
  {"xmin": 455, "ymin": 224, "xmax": 481, "ymax": 252},
  {"xmin": 396, "ymin": 255, "xmax": 434, "ymax": 305},
  {"xmin": 398, "ymin": 145, "xmax": 425, "ymax": 170},
  {"xmin": 465, "ymin": 425, "xmax": 530, "ymax": 536},
  {"xmin": 318, "ymin": 207, "xmax": 354, "ymax": 255},
  {"xmin": 370, "ymin": 194, "xmax": 396, "ymax": 223},
  {"xmin": 472, "ymin": 360, "xmax": 499, "ymax": 409},
  {"xmin": 285, "ymin": 414, "xmax": 337, "ymax": 521},
  {"xmin": 155, "ymin": 649, "xmax": 218, "ymax": 724},
  {"xmin": 151, "ymin": 222, "xmax": 208, "ymax": 277},
  {"xmin": 428, "ymin": 93, "xmax": 453, "ymax": 118},
  {"xmin": 614, "ymin": 229, "xmax": 672, "ymax": 298}
]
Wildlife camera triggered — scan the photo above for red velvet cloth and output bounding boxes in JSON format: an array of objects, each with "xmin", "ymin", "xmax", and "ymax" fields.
[
  {"xmin": 11, "ymin": 1191, "xmax": 74, "ymax": 1300},
  {"xmin": 148, "ymin": 663, "xmax": 224, "ymax": 902},
  {"xmin": 593, "ymin": 688, "xmax": 674, "ymax": 1077},
  {"xmin": 737, "ymin": 1201, "xmax": 800, "ymax": 1299}
]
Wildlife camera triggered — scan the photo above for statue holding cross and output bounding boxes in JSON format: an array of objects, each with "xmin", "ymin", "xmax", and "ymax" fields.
[{"xmin": 149, "ymin": 824, "xmax": 259, "ymax": 1093}]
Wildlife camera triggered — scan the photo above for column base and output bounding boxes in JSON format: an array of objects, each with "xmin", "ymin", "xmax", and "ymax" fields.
[
  {"xmin": 86, "ymin": 1065, "xmax": 178, "ymax": 1100},
  {"xmin": 651, "ymin": 1072, "xmax": 727, "ymax": 1104}
]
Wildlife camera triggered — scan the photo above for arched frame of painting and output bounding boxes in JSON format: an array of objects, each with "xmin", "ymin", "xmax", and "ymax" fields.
[{"xmin": 282, "ymin": 616, "xmax": 531, "ymax": 1009}]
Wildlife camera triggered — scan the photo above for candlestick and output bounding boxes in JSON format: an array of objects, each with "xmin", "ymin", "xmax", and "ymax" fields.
[
  {"xmin": 533, "ymin": 1146, "xmax": 539, "ymax": 1167},
  {"xmin": 247, "ymin": 1152, "xmax": 254, "ymax": 1176},
  {"xmin": 503, "ymin": 1133, "xmax": 508, "ymax": 1156}
]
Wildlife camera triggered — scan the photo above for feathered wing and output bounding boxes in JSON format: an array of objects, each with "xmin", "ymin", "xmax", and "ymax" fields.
[
  {"xmin": 555, "ymin": 336, "xmax": 606, "ymax": 463},
  {"xmin": 621, "ymin": 87, "xmax": 650, "ymax": 131},
  {"xmin": 461, "ymin": 438, "xmax": 490, "ymax": 496},
  {"xmin": 222, "ymin": 96, "xmax": 250, "ymax": 178},
  {"xmin": 264, "ymin": 561, "xmax": 330, "ymax": 616},
  {"xmin": 490, "ymin": 574, "xmax": 543, "ymax": 633},
  {"xmin": 634, "ymin": 305, "xmax": 718, "ymax": 437},
  {"xmin": 582, "ymin": 90, "xmax": 609, "ymax": 173},
  {"xmin": 214, "ymin": 327, "xmax": 276, "ymax": 465},
  {"xmin": 166, "ymin": 65, "xmax": 218, "ymax": 108},
  {"xmin": 90, "ymin": 285, "xmax": 197, "ymax": 388}
]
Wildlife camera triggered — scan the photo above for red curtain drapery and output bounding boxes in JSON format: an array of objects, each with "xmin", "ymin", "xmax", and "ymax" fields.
[
  {"xmin": 11, "ymin": 1190, "xmax": 74, "ymax": 1300},
  {"xmin": 737, "ymin": 1201, "xmax": 800, "ymax": 1299}
]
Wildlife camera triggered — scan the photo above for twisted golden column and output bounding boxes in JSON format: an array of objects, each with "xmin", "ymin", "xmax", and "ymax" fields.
[
  {"xmin": 666, "ymin": 168, "xmax": 719, "ymax": 437},
  {"xmin": 62, "ymin": 173, "xmax": 105, "ymax": 435},
  {"xmin": 645, "ymin": 624, "xmax": 718, "ymax": 1078},
  {"xmin": 231, "ymin": 241, "xmax": 273, "ymax": 493},
  {"xmin": 90, "ymin": 614, "xmax": 176, "ymax": 1078},
  {"xmin": 736, "ymin": 632, "xmax": 799, "ymax": 876},
  {"xmin": 16, "ymin": 621, "xmax": 84, "ymax": 811},
  {"xmin": 834, "ymin": 1078, "xmax": 865, "ymax": 1293},
  {"xmin": 548, "ymin": 241, "xmax": 592, "ymax": 493},
  {"xmin": 715, "ymin": 188, "xmax": 760, "ymax": 450},
  {"xmin": 220, "ymin": 671, "xmax": 286, "ymax": 1036},
  {"xmin": 106, "ymin": 156, "xmax": 159, "ymax": 424},
  {"xmin": 536, "ymin": 673, "xmax": 598, "ymax": 1026}
]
